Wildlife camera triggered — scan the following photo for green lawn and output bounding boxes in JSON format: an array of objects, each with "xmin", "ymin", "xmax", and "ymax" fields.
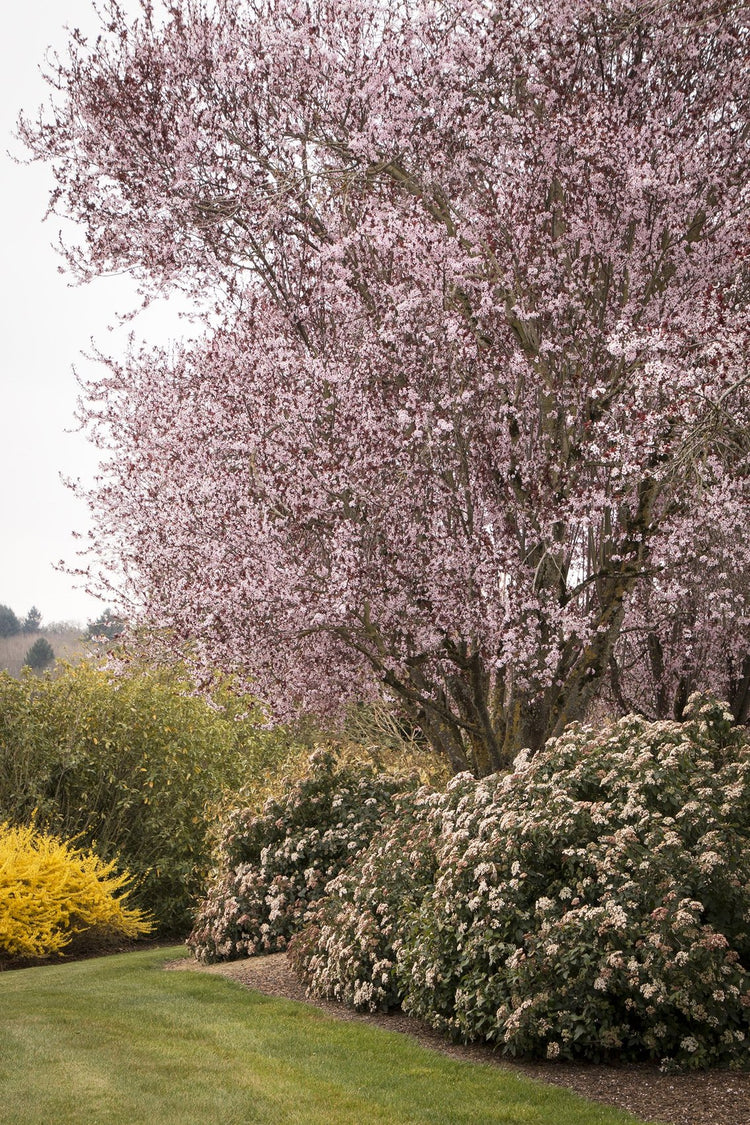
[{"xmin": 0, "ymin": 946, "xmax": 648, "ymax": 1125}]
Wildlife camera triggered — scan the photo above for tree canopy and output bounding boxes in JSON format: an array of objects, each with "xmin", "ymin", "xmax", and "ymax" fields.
[
  {"xmin": 0, "ymin": 606, "xmax": 20, "ymax": 639},
  {"xmin": 86, "ymin": 608, "xmax": 125, "ymax": 642},
  {"xmin": 23, "ymin": 637, "xmax": 55, "ymax": 672},
  {"xmin": 22, "ymin": 607, "xmax": 42, "ymax": 634},
  {"xmin": 23, "ymin": 0, "xmax": 750, "ymax": 771}
]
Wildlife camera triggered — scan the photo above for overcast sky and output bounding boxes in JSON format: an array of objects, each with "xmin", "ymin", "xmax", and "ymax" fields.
[{"xmin": 1, "ymin": 0, "xmax": 182, "ymax": 628}]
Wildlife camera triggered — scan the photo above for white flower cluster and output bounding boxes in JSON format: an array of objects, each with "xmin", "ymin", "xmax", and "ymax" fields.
[
  {"xmin": 187, "ymin": 750, "xmax": 418, "ymax": 963},
  {"xmin": 294, "ymin": 701, "xmax": 750, "ymax": 1069}
]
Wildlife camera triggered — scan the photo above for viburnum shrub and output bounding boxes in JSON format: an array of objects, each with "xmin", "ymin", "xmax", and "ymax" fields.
[
  {"xmin": 403, "ymin": 696, "xmax": 750, "ymax": 1069},
  {"xmin": 0, "ymin": 822, "xmax": 152, "ymax": 962},
  {"xmin": 187, "ymin": 749, "xmax": 418, "ymax": 962},
  {"xmin": 288, "ymin": 785, "xmax": 441, "ymax": 1011},
  {"xmin": 293, "ymin": 698, "xmax": 750, "ymax": 1069}
]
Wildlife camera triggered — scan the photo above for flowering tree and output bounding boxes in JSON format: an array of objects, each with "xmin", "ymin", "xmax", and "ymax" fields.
[
  {"xmin": 23, "ymin": 0, "xmax": 750, "ymax": 772},
  {"xmin": 608, "ymin": 487, "xmax": 750, "ymax": 725}
]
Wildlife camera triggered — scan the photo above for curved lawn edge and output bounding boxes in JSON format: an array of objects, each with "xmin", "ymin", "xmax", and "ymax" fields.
[{"xmin": 0, "ymin": 945, "xmax": 646, "ymax": 1125}]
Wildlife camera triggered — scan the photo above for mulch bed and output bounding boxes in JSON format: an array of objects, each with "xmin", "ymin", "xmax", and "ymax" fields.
[{"xmin": 166, "ymin": 952, "xmax": 750, "ymax": 1125}]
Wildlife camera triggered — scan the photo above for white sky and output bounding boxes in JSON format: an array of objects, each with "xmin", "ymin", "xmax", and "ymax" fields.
[{"xmin": 1, "ymin": 1, "xmax": 183, "ymax": 627}]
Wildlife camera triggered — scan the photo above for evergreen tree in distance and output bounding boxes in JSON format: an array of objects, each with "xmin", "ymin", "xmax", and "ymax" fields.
[
  {"xmin": 86, "ymin": 608, "xmax": 125, "ymax": 642},
  {"xmin": 22, "ymin": 606, "xmax": 42, "ymax": 634},
  {"xmin": 23, "ymin": 637, "xmax": 55, "ymax": 672},
  {"xmin": 0, "ymin": 605, "xmax": 21, "ymax": 639}
]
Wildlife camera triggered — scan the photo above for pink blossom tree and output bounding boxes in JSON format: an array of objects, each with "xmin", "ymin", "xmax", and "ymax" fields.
[
  {"xmin": 23, "ymin": 0, "xmax": 750, "ymax": 772},
  {"xmin": 608, "ymin": 475, "xmax": 750, "ymax": 724}
]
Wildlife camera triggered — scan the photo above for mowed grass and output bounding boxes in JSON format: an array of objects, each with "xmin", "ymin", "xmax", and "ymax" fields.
[{"xmin": 0, "ymin": 946, "xmax": 648, "ymax": 1125}]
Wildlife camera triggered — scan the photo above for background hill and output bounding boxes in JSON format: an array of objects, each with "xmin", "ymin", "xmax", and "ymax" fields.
[{"xmin": 0, "ymin": 625, "xmax": 88, "ymax": 677}]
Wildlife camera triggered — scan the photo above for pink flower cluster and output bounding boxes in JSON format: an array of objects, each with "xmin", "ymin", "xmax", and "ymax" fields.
[{"xmin": 21, "ymin": 0, "xmax": 750, "ymax": 768}]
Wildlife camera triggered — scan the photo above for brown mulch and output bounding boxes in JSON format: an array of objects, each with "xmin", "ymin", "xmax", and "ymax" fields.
[{"xmin": 166, "ymin": 951, "xmax": 750, "ymax": 1125}]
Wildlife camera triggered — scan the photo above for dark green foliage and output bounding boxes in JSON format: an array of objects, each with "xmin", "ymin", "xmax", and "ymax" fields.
[
  {"xmin": 289, "ymin": 784, "xmax": 440, "ymax": 1011},
  {"xmin": 0, "ymin": 605, "xmax": 20, "ymax": 638},
  {"xmin": 22, "ymin": 606, "xmax": 42, "ymax": 634},
  {"xmin": 23, "ymin": 637, "xmax": 55, "ymax": 671},
  {"xmin": 86, "ymin": 608, "xmax": 124, "ymax": 641},
  {"xmin": 188, "ymin": 749, "xmax": 420, "ymax": 961}
]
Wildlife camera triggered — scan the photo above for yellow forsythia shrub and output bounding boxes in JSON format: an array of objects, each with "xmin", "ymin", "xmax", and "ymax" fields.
[{"xmin": 0, "ymin": 822, "xmax": 153, "ymax": 960}]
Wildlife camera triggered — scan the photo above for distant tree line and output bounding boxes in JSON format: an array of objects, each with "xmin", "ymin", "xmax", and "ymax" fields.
[
  {"xmin": 0, "ymin": 603, "xmax": 125, "ymax": 641},
  {"xmin": 85, "ymin": 609, "xmax": 125, "ymax": 642},
  {"xmin": 0, "ymin": 605, "xmax": 42, "ymax": 638},
  {"xmin": 0, "ymin": 602, "xmax": 128, "ymax": 677}
]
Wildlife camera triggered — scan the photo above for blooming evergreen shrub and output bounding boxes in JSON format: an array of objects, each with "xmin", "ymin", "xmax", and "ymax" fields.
[
  {"xmin": 294, "ymin": 698, "xmax": 750, "ymax": 1068},
  {"xmin": 0, "ymin": 822, "xmax": 152, "ymax": 961},
  {"xmin": 288, "ymin": 785, "xmax": 441, "ymax": 1010},
  {"xmin": 187, "ymin": 749, "xmax": 418, "ymax": 962}
]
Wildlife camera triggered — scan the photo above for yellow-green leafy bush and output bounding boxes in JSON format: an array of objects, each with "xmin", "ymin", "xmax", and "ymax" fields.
[
  {"xmin": 0, "ymin": 662, "xmax": 304, "ymax": 933},
  {"xmin": 0, "ymin": 822, "xmax": 152, "ymax": 961}
]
